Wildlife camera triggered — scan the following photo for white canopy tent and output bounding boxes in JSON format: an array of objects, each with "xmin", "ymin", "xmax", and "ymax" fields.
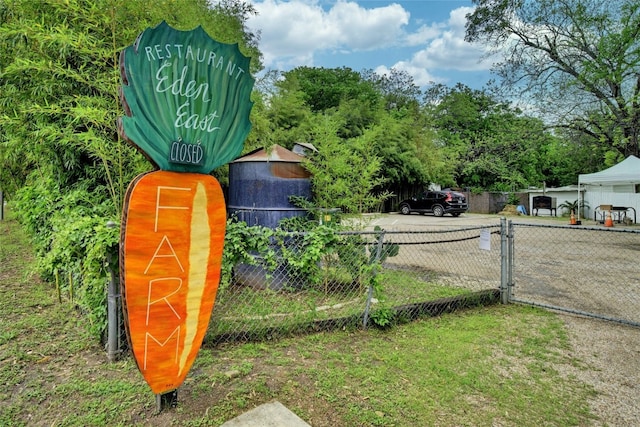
[{"xmin": 578, "ymin": 155, "xmax": 640, "ymax": 222}]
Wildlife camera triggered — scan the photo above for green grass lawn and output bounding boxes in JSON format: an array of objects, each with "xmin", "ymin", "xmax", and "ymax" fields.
[
  {"xmin": 208, "ymin": 266, "xmax": 471, "ymax": 340},
  {"xmin": 0, "ymin": 214, "xmax": 598, "ymax": 426}
]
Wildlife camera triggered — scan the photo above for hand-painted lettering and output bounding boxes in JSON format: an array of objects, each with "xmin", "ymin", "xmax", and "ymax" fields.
[
  {"xmin": 170, "ymin": 140, "xmax": 205, "ymax": 165},
  {"xmin": 144, "ymin": 235, "xmax": 185, "ymax": 274},
  {"xmin": 154, "ymin": 185, "xmax": 191, "ymax": 232},
  {"xmin": 146, "ymin": 277, "xmax": 182, "ymax": 325},
  {"xmin": 174, "ymin": 102, "xmax": 220, "ymax": 133},
  {"xmin": 144, "ymin": 327, "xmax": 180, "ymax": 370},
  {"xmin": 155, "ymin": 63, "xmax": 211, "ymax": 103}
]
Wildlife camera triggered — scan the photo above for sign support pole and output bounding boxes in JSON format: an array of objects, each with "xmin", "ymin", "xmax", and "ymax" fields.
[{"xmin": 156, "ymin": 389, "xmax": 178, "ymax": 412}]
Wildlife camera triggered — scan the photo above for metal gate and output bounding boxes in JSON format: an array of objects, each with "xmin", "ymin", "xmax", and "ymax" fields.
[{"xmin": 503, "ymin": 220, "xmax": 640, "ymax": 327}]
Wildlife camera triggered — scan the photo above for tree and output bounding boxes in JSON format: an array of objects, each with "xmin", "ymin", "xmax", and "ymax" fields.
[
  {"xmin": 538, "ymin": 127, "xmax": 609, "ymax": 186},
  {"xmin": 425, "ymin": 83, "xmax": 552, "ymax": 190},
  {"xmin": 466, "ymin": 0, "xmax": 640, "ymax": 161},
  {"xmin": 265, "ymin": 67, "xmax": 441, "ymax": 206},
  {"xmin": 0, "ymin": 0, "xmax": 261, "ymax": 207},
  {"xmin": 283, "ymin": 66, "xmax": 381, "ymax": 113},
  {"xmin": 366, "ymin": 110, "xmax": 446, "ymax": 189},
  {"xmin": 302, "ymin": 114, "xmax": 389, "ymax": 214},
  {"xmin": 362, "ymin": 68, "xmax": 422, "ymax": 112}
]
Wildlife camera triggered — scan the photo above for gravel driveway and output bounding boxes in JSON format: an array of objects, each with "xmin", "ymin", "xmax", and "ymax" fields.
[{"xmin": 559, "ymin": 315, "xmax": 640, "ymax": 426}]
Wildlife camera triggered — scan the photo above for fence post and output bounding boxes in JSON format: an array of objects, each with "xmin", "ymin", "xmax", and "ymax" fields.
[
  {"xmin": 500, "ymin": 217, "xmax": 509, "ymax": 304},
  {"xmin": 507, "ymin": 220, "xmax": 514, "ymax": 302},
  {"xmin": 0, "ymin": 190, "xmax": 4, "ymax": 220},
  {"xmin": 106, "ymin": 220, "xmax": 121, "ymax": 362},
  {"xmin": 362, "ymin": 230, "xmax": 385, "ymax": 328}
]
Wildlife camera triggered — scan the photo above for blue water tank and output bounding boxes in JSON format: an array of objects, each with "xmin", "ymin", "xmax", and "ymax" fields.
[{"xmin": 228, "ymin": 144, "xmax": 312, "ymax": 228}]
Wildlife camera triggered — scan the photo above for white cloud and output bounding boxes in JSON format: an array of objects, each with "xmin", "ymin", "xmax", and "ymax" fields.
[
  {"xmin": 248, "ymin": 0, "xmax": 409, "ymax": 68},
  {"xmin": 247, "ymin": 1, "xmax": 497, "ymax": 87},
  {"xmin": 386, "ymin": 6, "xmax": 495, "ymax": 85},
  {"xmin": 374, "ymin": 63, "xmax": 443, "ymax": 88},
  {"xmin": 404, "ymin": 22, "xmax": 445, "ymax": 46},
  {"xmin": 327, "ymin": 2, "xmax": 409, "ymax": 50}
]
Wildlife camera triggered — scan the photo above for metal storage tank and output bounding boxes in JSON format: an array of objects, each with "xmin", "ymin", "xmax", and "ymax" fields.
[
  {"xmin": 228, "ymin": 144, "xmax": 312, "ymax": 228},
  {"xmin": 228, "ymin": 145, "xmax": 312, "ymax": 290}
]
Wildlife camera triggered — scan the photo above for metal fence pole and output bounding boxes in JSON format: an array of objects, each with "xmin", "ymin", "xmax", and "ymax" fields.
[
  {"xmin": 507, "ymin": 220, "xmax": 514, "ymax": 302},
  {"xmin": 500, "ymin": 217, "xmax": 509, "ymax": 304},
  {"xmin": 362, "ymin": 230, "xmax": 385, "ymax": 328},
  {"xmin": 106, "ymin": 221, "xmax": 121, "ymax": 362},
  {"xmin": 0, "ymin": 190, "xmax": 4, "ymax": 220}
]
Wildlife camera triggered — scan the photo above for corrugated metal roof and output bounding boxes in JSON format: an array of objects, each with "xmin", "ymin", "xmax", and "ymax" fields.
[{"xmin": 232, "ymin": 144, "xmax": 305, "ymax": 163}]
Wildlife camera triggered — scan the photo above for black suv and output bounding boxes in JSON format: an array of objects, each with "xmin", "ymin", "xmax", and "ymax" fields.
[{"xmin": 399, "ymin": 190, "xmax": 468, "ymax": 217}]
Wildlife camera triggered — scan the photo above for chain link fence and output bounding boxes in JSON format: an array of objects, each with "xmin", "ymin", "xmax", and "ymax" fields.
[
  {"xmin": 106, "ymin": 218, "xmax": 640, "ymax": 357},
  {"xmin": 206, "ymin": 225, "xmax": 503, "ymax": 344},
  {"xmin": 509, "ymin": 222, "xmax": 640, "ymax": 327}
]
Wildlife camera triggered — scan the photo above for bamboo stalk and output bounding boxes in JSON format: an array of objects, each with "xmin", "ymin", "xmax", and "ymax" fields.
[
  {"xmin": 68, "ymin": 271, "xmax": 74, "ymax": 303},
  {"xmin": 55, "ymin": 270, "xmax": 61, "ymax": 303}
]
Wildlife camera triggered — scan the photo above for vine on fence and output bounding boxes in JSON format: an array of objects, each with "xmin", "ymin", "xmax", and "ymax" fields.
[{"xmin": 10, "ymin": 183, "xmax": 399, "ymax": 340}]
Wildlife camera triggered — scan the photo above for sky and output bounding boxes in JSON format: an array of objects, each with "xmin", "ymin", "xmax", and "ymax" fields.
[{"xmin": 245, "ymin": 0, "xmax": 498, "ymax": 90}]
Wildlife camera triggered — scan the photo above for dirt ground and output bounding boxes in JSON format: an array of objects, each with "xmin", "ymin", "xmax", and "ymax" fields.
[{"xmin": 557, "ymin": 314, "xmax": 640, "ymax": 426}]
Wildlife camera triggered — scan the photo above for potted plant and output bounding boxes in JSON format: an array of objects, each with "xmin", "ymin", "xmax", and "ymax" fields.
[{"xmin": 558, "ymin": 199, "xmax": 589, "ymax": 220}]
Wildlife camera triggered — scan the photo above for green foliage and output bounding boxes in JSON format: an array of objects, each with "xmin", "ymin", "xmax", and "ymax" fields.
[
  {"xmin": 302, "ymin": 114, "xmax": 391, "ymax": 214},
  {"xmin": 222, "ymin": 218, "xmax": 365, "ymax": 292},
  {"xmin": 222, "ymin": 213, "xmax": 392, "ymax": 298},
  {"xmin": 466, "ymin": 0, "xmax": 640, "ymax": 160},
  {"xmin": 558, "ymin": 199, "xmax": 589, "ymax": 217},
  {"xmin": 249, "ymin": 67, "xmax": 442, "ymax": 204},
  {"xmin": 280, "ymin": 196, "xmax": 342, "ymax": 230},
  {"xmin": 255, "ymin": 76, "xmax": 313, "ymax": 149},
  {"xmin": 425, "ymin": 83, "xmax": 551, "ymax": 190},
  {"xmin": 369, "ymin": 306, "xmax": 396, "ymax": 329},
  {"xmin": 11, "ymin": 178, "xmax": 120, "ymax": 338},
  {"xmin": 536, "ymin": 129, "xmax": 608, "ymax": 186},
  {"xmin": 362, "ymin": 67, "xmax": 422, "ymax": 112},
  {"xmin": 364, "ymin": 226, "xmax": 400, "ymax": 329},
  {"xmin": 278, "ymin": 224, "xmax": 345, "ymax": 288},
  {"xmin": 507, "ymin": 192, "xmax": 521, "ymax": 206},
  {"xmin": 283, "ymin": 66, "xmax": 381, "ymax": 113},
  {"xmin": 368, "ymin": 225, "xmax": 399, "ymax": 264},
  {"xmin": 0, "ymin": 0, "xmax": 263, "ymax": 339},
  {"xmin": 221, "ymin": 218, "xmax": 277, "ymax": 288}
]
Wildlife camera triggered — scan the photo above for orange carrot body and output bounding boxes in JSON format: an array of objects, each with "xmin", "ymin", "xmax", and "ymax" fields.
[{"xmin": 121, "ymin": 170, "xmax": 225, "ymax": 394}]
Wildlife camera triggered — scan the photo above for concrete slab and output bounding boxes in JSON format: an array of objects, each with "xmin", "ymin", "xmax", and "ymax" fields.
[{"xmin": 219, "ymin": 401, "xmax": 311, "ymax": 427}]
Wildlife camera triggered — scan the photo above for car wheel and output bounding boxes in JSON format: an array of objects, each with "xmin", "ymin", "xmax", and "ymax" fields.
[
  {"xmin": 432, "ymin": 205, "xmax": 445, "ymax": 217},
  {"xmin": 400, "ymin": 204, "xmax": 411, "ymax": 215}
]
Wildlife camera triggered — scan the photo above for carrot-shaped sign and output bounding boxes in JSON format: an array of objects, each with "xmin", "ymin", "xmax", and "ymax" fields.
[{"xmin": 118, "ymin": 22, "xmax": 254, "ymax": 395}]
